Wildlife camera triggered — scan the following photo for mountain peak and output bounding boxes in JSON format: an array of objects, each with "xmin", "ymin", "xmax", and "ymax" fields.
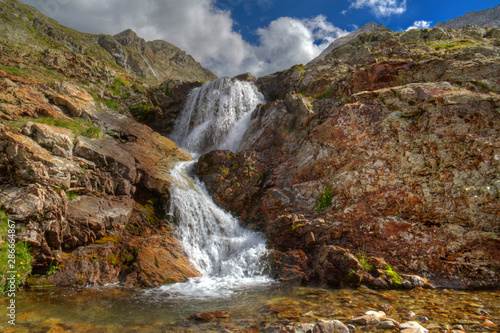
[
  {"xmin": 435, "ymin": 5, "xmax": 500, "ymax": 29},
  {"xmin": 309, "ymin": 22, "xmax": 386, "ymax": 64}
]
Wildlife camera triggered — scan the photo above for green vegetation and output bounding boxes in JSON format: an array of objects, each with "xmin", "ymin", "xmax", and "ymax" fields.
[
  {"xmin": 359, "ymin": 257, "xmax": 375, "ymax": 272},
  {"xmin": 315, "ymin": 185, "xmax": 333, "ymax": 211},
  {"xmin": 385, "ymin": 265, "xmax": 402, "ymax": 286},
  {"xmin": 128, "ymin": 103, "xmax": 154, "ymax": 121},
  {"xmin": 424, "ymin": 39, "xmax": 477, "ymax": 51},
  {"xmin": 218, "ymin": 167, "xmax": 229, "ymax": 177},
  {"xmin": 65, "ymin": 191, "xmax": 78, "ymax": 201},
  {"xmin": 102, "ymin": 98, "xmax": 121, "ymax": 111},
  {"xmin": 0, "ymin": 210, "xmax": 33, "ymax": 293},
  {"xmin": 10, "ymin": 117, "xmax": 101, "ymax": 139},
  {"xmin": 0, "ymin": 65, "xmax": 27, "ymax": 75},
  {"xmin": 290, "ymin": 64, "xmax": 305, "ymax": 74},
  {"xmin": 46, "ymin": 262, "xmax": 60, "ymax": 276},
  {"xmin": 109, "ymin": 77, "xmax": 130, "ymax": 96},
  {"xmin": 314, "ymin": 85, "xmax": 335, "ymax": 99},
  {"xmin": 94, "ymin": 235, "xmax": 122, "ymax": 244}
]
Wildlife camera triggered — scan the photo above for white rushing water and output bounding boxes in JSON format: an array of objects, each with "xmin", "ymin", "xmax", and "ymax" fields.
[
  {"xmin": 157, "ymin": 77, "xmax": 270, "ymax": 299},
  {"xmin": 170, "ymin": 77, "xmax": 264, "ymax": 154}
]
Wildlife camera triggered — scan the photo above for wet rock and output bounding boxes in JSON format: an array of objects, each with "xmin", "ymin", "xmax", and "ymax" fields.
[
  {"xmin": 48, "ymin": 243, "xmax": 120, "ymax": 286},
  {"xmin": 400, "ymin": 321, "xmax": 429, "ymax": 333},
  {"xmin": 349, "ymin": 314, "xmax": 381, "ymax": 326},
  {"xmin": 376, "ymin": 320, "xmax": 397, "ymax": 329},
  {"xmin": 234, "ymin": 72, "xmax": 257, "ymax": 82},
  {"xmin": 121, "ymin": 217, "xmax": 200, "ymax": 288},
  {"xmin": 294, "ymin": 323, "xmax": 314, "ymax": 333},
  {"xmin": 365, "ymin": 310, "xmax": 386, "ymax": 319},
  {"xmin": 187, "ymin": 310, "xmax": 230, "ymax": 321},
  {"xmin": 313, "ymin": 320, "xmax": 349, "ymax": 333},
  {"xmin": 266, "ymin": 250, "xmax": 309, "ymax": 285},
  {"xmin": 315, "ymin": 245, "xmax": 363, "ymax": 287}
]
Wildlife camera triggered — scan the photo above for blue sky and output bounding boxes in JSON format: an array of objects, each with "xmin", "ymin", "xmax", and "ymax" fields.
[
  {"xmin": 19, "ymin": 0, "xmax": 500, "ymax": 77},
  {"xmin": 219, "ymin": 0, "xmax": 499, "ymax": 44}
]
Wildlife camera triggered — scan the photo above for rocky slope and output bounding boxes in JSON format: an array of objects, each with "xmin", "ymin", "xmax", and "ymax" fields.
[
  {"xmin": 0, "ymin": 0, "xmax": 212, "ymax": 288},
  {"xmin": 436, "ymin": 5, "xmax": 500, "ymax": 29},
  {"xmin": 196, "ymin": 26, "xmax": 500, "ymax": 289},
  {"xmin": 0, "ymin": 0, "xmax": 216, "ymax": 83},
  {"xmin": 0, "ymin": 67, "xmax": 200, "ymax": 287}
]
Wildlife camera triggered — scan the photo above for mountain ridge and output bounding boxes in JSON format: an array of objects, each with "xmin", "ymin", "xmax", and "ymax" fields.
[
  {"xmin": 0, "ymin": 0, "xmax": 216, "ymax": 83},
  {"xmin": 435, "ymin": 5, "xmax": 500, "ymax": 29}
]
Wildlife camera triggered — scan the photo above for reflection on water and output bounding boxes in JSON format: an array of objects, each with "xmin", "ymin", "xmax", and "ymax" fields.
[{"xmin": 1, "ymin": 284, "xmax": 499, "ymax": 332}]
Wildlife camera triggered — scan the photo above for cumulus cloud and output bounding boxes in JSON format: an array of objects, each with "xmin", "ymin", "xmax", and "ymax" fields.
[
  {"xmin": 348, "ymin": 0, "xmax": 407, "ymax": 17},
  {"xmin": 406, "ymin": 20, "xmax": 432, "ymax": 30},
  {"xmin": 20, "ymin": 0, "xmax": 346, "ymax": 77}
]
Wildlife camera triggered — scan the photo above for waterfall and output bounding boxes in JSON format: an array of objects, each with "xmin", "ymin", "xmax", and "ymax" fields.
[
  {"xmin": 159, "ymin": 77, "xmax": 270, "ymax": 298},
  {"xmin": 170, "ymin": 77, "xmax": 264, "ymax": 154}
]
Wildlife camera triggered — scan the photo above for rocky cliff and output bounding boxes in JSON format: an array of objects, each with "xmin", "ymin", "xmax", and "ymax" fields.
[
  {"xmin": 0, "ymin": 0, "xmax": 216, "ymax": 83},
  {"xmin": 196, "ymin": 26, "xmax": 500, "ymax": 289},
  {"xmin": 436, "ymin": 5, "xmax": 500, "ymax": 29}
]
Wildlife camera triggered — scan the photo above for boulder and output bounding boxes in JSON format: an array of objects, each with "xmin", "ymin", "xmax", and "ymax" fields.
[
  {"xmin": 315, "ymin": 245, "xmax": 363, "ymax": 287},
  {"xmin": 234, "ymin": 72, "xmax": 257, "ymax": 82},
  {"xmin": 313, "ymin": 320, "xmax": 349, "ymax": 333}
]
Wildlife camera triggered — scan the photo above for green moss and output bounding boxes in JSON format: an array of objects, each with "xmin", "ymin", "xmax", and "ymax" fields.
[
  {"xmin": 385, "ymin": 265, "xmax": 402, "ymax": 286},
  {"xmin": 94, "ymin": 235, "xmax": 122, "ymax": 244},
  {"xmin": 315, "ymin": 185, "xmax": 333, "ymax": 211},
  {"xmin": 430, "ymin": 40, "xmax": 476, "ymax": 51},
  {"xmin": 12, "ymin": 117, "xmax": 102, "ymax": 139}
]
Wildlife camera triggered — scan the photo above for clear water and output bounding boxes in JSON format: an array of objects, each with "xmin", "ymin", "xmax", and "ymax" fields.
[{"xmin": 2, "ymin": 286, "xmax": 499, "ymax": 332}]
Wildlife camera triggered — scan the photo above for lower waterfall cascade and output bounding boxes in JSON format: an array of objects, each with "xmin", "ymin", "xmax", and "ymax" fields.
[{"xmin": 158, "ymin": 77, "xmax": 271, "ymax": 298}]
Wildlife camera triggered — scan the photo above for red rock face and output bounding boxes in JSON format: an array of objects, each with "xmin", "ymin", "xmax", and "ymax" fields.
[{"xmin": 198, "ymin": 27, "xmax": 500, "ymax": 289}]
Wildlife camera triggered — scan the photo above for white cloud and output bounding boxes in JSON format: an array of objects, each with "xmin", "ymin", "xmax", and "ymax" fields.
[
  {"xmin": 19, "ymin": 0, "xmax": 347, "ymax": 77},
  {"xmin": 349, "ymin": 0, "xmax": 407, "ymax": 17},
  {"xmin": 406, "ymin": 20, "xmax": 432, "ymax": 30},
  {"xmin": 254, "ymin": 16, "xmax": 347, "ymax": 71}
]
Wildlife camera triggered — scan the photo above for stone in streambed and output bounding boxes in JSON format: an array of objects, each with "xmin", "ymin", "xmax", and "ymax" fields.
[
  {"xmin": 400, "ymin": 321, "xmax": 429, "ymax": 333},
  {"xmin": 313, "ymin": 320, "xmax": 349, "ymax": 333},
  {"xmin": 349, "ymin": 314, "xmax": 381, "ymax": 326},
  {"xmin": 187, "ymin": 310, "xmax": 230, "ymax": 321}
]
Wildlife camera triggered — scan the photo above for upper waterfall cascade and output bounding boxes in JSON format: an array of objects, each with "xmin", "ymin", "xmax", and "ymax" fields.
[
  {"xmin": 170, "ymin": 77, "xmax": 264, "ymax": 155},
  {"xmin": 161, "ymin": 78, "xmax": 270, "ymax": 298}
]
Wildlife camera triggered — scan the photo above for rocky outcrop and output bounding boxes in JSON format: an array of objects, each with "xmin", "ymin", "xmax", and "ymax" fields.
[
  {"xmin": 197, "ymin": 27, "xmax": 500, "ymax": 289},
  {"xmin": 0, "ymin": 59, "xmax": 197, "ymax": 286},
  {"xmin": 435, "ymin": 5, "xmax": 500, "ymax": 29}
]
